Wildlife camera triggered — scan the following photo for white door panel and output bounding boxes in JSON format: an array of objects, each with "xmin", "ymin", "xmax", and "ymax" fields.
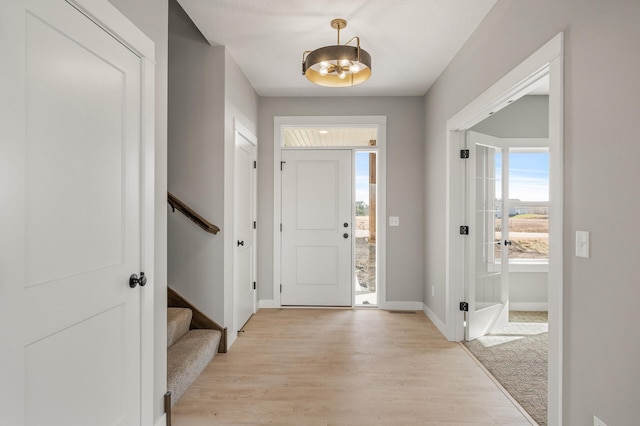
[
  {"xmin": 6, "ymin": 1, "xmax": 144, "ymax": 424},
  {"xmin": 466, "ymin": 132, "xmax": 509, "ymax": 341},
  {"xmin": 281, "ymin": 150, "xmax": 352, "ymax": 306},
  {"xmin": 25, "ymin": 306, "xmax": 127, "ymax": 425},
  {"xmin": 234, "ymin": 132, "xmax": 256, "ymax": 331}
]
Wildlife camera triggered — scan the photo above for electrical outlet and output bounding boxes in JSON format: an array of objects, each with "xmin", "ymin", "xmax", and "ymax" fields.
[
  {"xmin": 594, "ymin": 415, "xmax": 608, "ymax": 426},
  {"xmin": 389, "ymin": 216, "xmax": 400, "ymax": 227}
]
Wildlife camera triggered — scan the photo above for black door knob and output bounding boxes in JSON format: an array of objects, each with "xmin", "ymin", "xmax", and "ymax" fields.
[
  {"xmin": 237, "ymin": 240, "xmax": 245, "ymax": 247},
  {"xmin": 343, "ymin": 233, "xmax": 349, "ymax": 239},
  {"xmin": 129, "ymin": 273, "xmax": 147, "ymax": 288}
]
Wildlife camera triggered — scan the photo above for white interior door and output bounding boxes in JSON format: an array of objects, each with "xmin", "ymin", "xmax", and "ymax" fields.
[
  {"xmin": 234, "ymin": 131, "xmax": 256, "ymax": 331},
  {"xmin": 465, "ymin": 132, "xmax": 509, "ymax": 340},
  {"xmin": 1, "ymin": 1, "xmax": 144, "ymax": 424},
  {"xmin": 281, "ymin": 150, "xmax": 352, "ymax": 306}
]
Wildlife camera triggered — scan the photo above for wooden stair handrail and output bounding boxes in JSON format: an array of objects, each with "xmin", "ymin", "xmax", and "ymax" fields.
[{"xmin": 168, "ymin": 192, "xmax": 220, "ymax": 235}]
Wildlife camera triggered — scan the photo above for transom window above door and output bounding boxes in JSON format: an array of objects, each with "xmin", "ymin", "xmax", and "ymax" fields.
[{"xmin": 283, "ymin": 127, "xmax": 377, "ymax": 147}]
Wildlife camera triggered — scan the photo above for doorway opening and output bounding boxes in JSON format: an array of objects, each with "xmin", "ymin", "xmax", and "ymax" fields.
[
  {"xmin": 463, "ymin": 130, "xmax": 550, "ymax": 425},
  {"xmin": 272, "ymin": 116, "xmax": 387, "ymax": 309},
  {"xmin": 444, "ymin": 33, "xmax": 563, "ymax": 425},
  {"xmin": 233, "ymin": 120, "xmax": 257, "ymax": 335},
  {"xmin": 355, "ymin": 150, "xmax": 377, "ymax": 306}
]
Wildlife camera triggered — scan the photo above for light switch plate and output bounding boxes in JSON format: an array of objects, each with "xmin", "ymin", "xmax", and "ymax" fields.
[
  {"xmin": 576, "ymin": 231, "xmax": 589, "ymax": 258},
  {"xmin": 389, "ymin": 216, "xmax": 400, "ymax": 227}
]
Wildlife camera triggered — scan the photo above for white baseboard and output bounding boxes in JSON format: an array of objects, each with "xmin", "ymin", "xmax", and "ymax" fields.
[
  {"xmin": 384, "ymin": 301, "xmax": 423, "ymax": 311},
  {"xmin": 510, "ymin": 302, "xmax": 548, "ymax": 311},
  {"xmin": 258, "ymin": 299, "xmax": 279, "ymax": 309},
  {"xmin": 422, "ymin": 303, "xmax": 448, "ymax": 338},
  {"xmin": 154, "ymin": 413, "xmax": 166, "ymax": 426},
  {"xmin": 227, "ymin": 328, "xmax": 238, "ymax": 349},
  {"xmin": 259, "ymin": 299, "xmax": 436, "ymax": 313}
]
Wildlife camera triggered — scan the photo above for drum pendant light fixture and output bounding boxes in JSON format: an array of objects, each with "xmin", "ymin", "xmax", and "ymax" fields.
[{"xmin": 302, "ymin": 18, "xmax": 371, "ymax": 87}]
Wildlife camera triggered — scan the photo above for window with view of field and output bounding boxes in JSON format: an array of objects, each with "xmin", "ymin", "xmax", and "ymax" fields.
[
  {"xmin": 355, "ymin": 151, "xmax": 377, "ymax": 305},
  {"xmin": 496, "ymin": 150, "xmax": 549, "ymax": 261}
]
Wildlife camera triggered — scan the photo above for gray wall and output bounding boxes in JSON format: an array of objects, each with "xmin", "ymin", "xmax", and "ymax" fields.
[
  {"xmin": 168, "ymin": 0, "xmax": 226, "ymax": 324},
  {"xmin": 168, "ymin": 0, "xmax": 258, "ymax": 335},
  {"xmin": 510, "ymin": 272, "xmax": 547, "ymax": 307},
  {"xmin": 423, "ymin": 1, "xmax": 640, "ymax": 424},
  {"xmin": 257, "ymin": 97, "xmax": 425, "ymax": 303},
  {"xmin": 106, "ymin": 0, "xmax": 168, "ymax": 420},
  {"xmin": 471, "ymin": 95, "xmax": 549, "ymax": 138}
]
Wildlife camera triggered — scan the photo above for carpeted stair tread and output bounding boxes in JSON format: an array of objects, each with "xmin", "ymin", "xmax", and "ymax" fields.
[
  {"xmin": 167, "ymin": 307, "xmax": 192, "ymax": 348},
  {"xmin": 167, "ymin": 329, "xmax": 220, "ymax": 406}
]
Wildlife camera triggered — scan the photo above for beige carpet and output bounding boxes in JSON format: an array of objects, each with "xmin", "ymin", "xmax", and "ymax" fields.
[{"xmin": 464, "ymin": 311, "xmax": 548, "ymax": 425}]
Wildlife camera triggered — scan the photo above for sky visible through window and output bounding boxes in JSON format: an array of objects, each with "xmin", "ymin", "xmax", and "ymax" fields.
[
  {"xmin": 356, "ymin": 150, "xmax": 549, "ymax": 204},
  {"xmin": 496, "ymin": 151, "xmax": 549, "ymax": 202},
  {"xmin": 355, "ymin": 151, "xmax": 371, "ymax": 202}
]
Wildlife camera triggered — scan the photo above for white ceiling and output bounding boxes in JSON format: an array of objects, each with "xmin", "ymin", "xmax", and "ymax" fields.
[{"xmin": 176, "ymin": 0, "xmax": 497, "ymax": 97}]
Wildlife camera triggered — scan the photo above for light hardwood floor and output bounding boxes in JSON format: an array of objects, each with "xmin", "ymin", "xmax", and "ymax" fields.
[{"xmin": 172, "ymin": 309, "xmax": 531, "ymax": 425}]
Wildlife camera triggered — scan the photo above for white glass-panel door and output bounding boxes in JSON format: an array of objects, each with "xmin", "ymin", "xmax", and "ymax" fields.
[{"xmin": 465, "ymin": 132, "xmax": 509, "ymax": 341}]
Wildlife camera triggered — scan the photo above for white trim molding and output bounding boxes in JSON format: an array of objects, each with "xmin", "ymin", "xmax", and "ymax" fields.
[
  {"xmin": 68, "ymin": 0, "xmax": 155, "ymax": 62},
  {"xmin": 423, "ymin": 303, "xmax": 448, "ymax": 337},
  {"xmin": 384, "ymin": 301, "xmax": 424, "ymax": 311},
  {"xmin": 154, "ymin": 413, "xmax": 167, "ymax": 426},
  {"xmin": 510, "ymin": 303, "xmax": 549, "ymax": 312},
  {"xmin": 258, "ymin": 299, "xmax": 279, "ymax": 309}
]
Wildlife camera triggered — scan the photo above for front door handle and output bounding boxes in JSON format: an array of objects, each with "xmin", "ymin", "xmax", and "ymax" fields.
[
  {"xmin": 237, "ymin": 240, "xmax": 245, "ymax": 247},
  {"xmin": 343, "ymin": 233, "xmax": 349, "ymax": 239}
]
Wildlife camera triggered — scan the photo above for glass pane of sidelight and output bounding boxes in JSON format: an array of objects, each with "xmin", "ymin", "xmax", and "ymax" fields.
[{"xmin": 355, "ymin": 151, "xmax": 377, "ymax": 306}]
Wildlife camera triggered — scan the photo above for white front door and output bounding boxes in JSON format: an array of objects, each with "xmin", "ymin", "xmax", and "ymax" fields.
[
  {"xmin": 465, "ymin": 132, "xmax": 509, "ymax": 340},
  {"xmin": 281, "ymin": 150, "xmax": 352, "ymax": 306},
  {"xmin": 1, "ymin": 1, "xmax": 144, "ymax": 424},
  {"xmin": 234, "ymin": 131, "xmax": 256, "ymax": 331}
]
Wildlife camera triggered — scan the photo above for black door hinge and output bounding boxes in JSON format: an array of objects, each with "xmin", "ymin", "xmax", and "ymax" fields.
[
  {"xmin": 253, "ymin": 160, "xmax": 257, "ymax": 169},
  {"xmin": 280, "ymin": 223, "xmax": 283, "ymax": 232},
  {"xmin": 280, "ymin": 161, "xmax": 286, "ymax": 170},
  {"xmin": 280, "ymin": 284, "xmax": 282, "ymax": 293},
  {"xmin": 253, "ymin": 221, "xmax": 257, "ymax": 229},
  {"xmin": 460, "ymin": 149, "xmax": 470, "ymax": 159},
  {"xmin": 460, "ymin": 302, "xmax": 469, "ymax": 312},
  {"xmin": 460, "ymin": 226, "xmax": 469, "ymax": 235},
  {"xmin": 253, "ymin": 281, "xmax": 256, "ymax": 290}
]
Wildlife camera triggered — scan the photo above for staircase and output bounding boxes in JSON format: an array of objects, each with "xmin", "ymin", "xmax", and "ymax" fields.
[{"xmin": 167, "ymin": 307, "xmax": 221, "ymax": 406}]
